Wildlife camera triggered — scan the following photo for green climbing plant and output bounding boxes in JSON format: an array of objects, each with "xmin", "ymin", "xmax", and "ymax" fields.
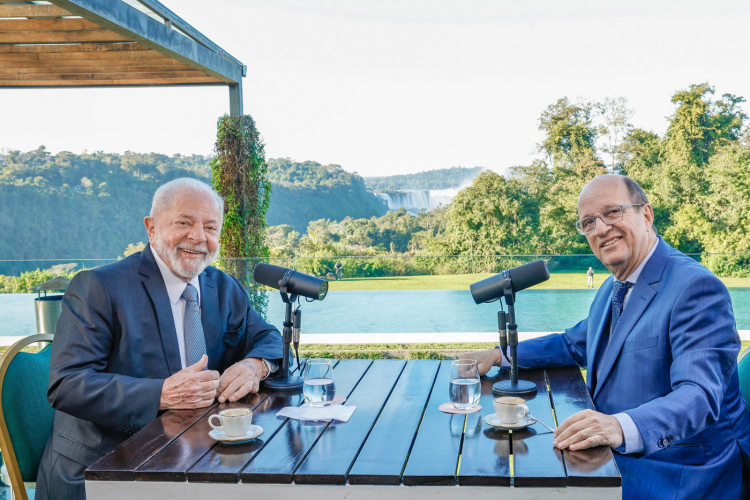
[{"xmin": 211, "ymin": 115, "xmax": 272, "ymax": 318}]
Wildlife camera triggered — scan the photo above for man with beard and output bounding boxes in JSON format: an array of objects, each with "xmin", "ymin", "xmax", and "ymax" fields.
[
  {"xmin": 36, "ymin": 178, "xmax": 283, "ymax": 500},
  {"xmin": 463, "ymin": 175, "xmax": 750, "ymax": 499}
]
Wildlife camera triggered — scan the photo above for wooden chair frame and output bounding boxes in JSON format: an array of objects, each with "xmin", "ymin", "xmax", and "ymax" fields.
[{"xmin": 0, "ymin": 334, "xmax": 53, "ymax": 500}]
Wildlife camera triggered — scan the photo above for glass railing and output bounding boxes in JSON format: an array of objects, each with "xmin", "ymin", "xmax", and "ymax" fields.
[{"xmin": 2, "ymin": 253, "xmax": 749, "ymax": 282}]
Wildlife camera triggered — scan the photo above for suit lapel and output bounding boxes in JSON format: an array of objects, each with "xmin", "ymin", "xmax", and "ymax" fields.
[
  {"xmin": 587, "ymin": 278, "xmax": 613, "ymax": 389},
  {"xmin": 139, "ymin": 245, "xmax": 183, "ymax": 376},
  {"xmin": 593, "ymin": 238, "xmax": 669, "ymax": 399},
  {"xmin": 200, "ymin": 271, "xmax": 221, "ymax": 371}
]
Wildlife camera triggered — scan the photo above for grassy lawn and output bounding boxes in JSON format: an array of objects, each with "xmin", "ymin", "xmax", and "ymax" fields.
[{"xmin": 328, "ymin": 273, "xmax": 750, "ymax": 291}]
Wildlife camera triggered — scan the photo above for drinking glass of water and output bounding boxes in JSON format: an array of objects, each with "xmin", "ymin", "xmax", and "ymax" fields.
[
  {"xmin": 449, "ymin": 359, "xmax": 481, "ymax": 410},
  {"xmin": 303, "ymin": 359, "xmax": 335, "ymax": 407}
]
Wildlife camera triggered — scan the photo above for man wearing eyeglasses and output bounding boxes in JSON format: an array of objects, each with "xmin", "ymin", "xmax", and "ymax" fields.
[{"xmin": 463, "ymin": 174, "xmax": 750, "ymax": 499}]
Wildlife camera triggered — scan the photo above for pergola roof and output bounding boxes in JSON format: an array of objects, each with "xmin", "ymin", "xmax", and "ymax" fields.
[{"xmin": 0, "ymin": 0, "xmax": 246, "ymax": 89}]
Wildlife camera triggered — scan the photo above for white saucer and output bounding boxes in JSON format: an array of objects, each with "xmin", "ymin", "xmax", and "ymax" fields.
[
  {"xmin": 483, "ymin": 414, "xmax": 535, "ymax": 430},
  {"xmin": 209, "ymin": 424, "xmax": 263, "ymax": 444}
]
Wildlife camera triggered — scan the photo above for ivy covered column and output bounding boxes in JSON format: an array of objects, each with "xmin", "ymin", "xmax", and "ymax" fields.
[{"xmin": 211, "ymin": 115, "xmax": 271, "ymax": 318}]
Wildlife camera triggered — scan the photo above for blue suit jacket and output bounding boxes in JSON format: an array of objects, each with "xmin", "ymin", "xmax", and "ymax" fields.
[
  {"xmin": 517, "ymin": 237, "xmax": 750, "ymax": 500},
  {"xmin": 36, "ymin": 245, "xmax": 283, "ymax": 500}
]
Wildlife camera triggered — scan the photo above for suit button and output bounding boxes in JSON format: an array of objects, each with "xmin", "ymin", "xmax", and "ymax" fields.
[
  {"xmin": 668, "ymin": 435, "xmax": 674, "ymax": 441},
  {"xmin": 657, "ymin": 440, "xmax": 664, "ymax": 448}
]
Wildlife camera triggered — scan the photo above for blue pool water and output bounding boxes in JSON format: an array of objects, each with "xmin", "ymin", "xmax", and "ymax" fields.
[{"xmin": 3, "ymin": 289, "xmax": 749, "ymax": 336}]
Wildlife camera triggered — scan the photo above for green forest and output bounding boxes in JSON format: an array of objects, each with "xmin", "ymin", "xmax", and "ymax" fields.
[
  {"xmin": 265, "ymin": 83, "xmax": 750, "ymax": 278},
  {"xmin": 2, "ymin": 82, "xmax": 750, "ymax": 290},
  {"xmin": 0, "ymin": 152, "xmax": 389, "ymax": 268}
]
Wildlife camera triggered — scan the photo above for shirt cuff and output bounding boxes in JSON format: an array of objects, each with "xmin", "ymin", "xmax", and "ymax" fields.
[
  {"xmin": 261, "ymin": 358, "xmax": 279, "ymax": 380},
  {"xmin": 613, "ymin": 412, "xmax": 644, "ymax": 454}
]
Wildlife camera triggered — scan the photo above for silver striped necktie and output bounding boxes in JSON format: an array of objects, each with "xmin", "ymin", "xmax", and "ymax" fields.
[{"xmin": 182, "ymin": 283, "xmax": 207, "ymax": 367}]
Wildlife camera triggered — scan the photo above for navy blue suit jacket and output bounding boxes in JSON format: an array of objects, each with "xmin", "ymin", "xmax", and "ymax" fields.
[
  {"xmin": 36, "ymin": 245, "xmax": 282, "ymax": 499},
  {"xmin": 517, "ymin": 237, "xmax": 750, "ymax": 499}
]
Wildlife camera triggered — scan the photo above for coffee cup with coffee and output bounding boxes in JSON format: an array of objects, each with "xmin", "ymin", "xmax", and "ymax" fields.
[
  {"xmin": 209, "ymin": 408, "xmax": 253, "ymax": 437},
  {"xmin": 494, "ymin": 396, "xmax": 529, "ymax": 424}
]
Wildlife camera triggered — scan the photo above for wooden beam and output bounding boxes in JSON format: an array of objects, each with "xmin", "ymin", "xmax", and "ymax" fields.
[
  {"xmin": 0, "ymin": 42, "xmax": 148, "ymax": 54},
  {"xmin": 49, "ymin": 0, "xmax": 242, "ymax": 84},
  {"xmin": 0, "ymin": 57, "xmax": 184, "ymax": 68},
  {"xmin": 0, "ymin": 70, "xmax": 214, "ymax": 81},
  {"xmin": 0, "ymin": 64, "xmax": 197, "ymax": 74},
  {"xmin": 0, "ymin": 30, "xmax": 130, "ymax": 43},
  {"xmin": 0, "ymin": 18, "xmax": 102, "ymax": 31},
  {"xmin": 0, "ymin": 4, "xmax": 74, "ymax": 18},
  {"xmin": 0, "ymin": 77, "xmax": 223, "ymax": 86},
  {"xmin": 229, "ymin": 81, "xmax": 243, "ymax": 116}
]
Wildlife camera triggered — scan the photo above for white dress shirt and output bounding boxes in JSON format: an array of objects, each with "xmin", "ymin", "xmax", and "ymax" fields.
[
  {"xmin": 151, "ymin": 249, "xmax": 277, "ymax": 376},
  {"xmin": 152, "ymin": 249, "xmax": 201, "ymax": 369}
]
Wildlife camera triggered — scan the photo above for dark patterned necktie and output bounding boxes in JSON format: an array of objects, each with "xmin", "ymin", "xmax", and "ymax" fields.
[
  {"xmin": 182, "ymin": 283, "xmax": 207, "ymax": 367},
  {"xmin": 611, "ymin": 280, "xmax": 634, "ymax": 333}
]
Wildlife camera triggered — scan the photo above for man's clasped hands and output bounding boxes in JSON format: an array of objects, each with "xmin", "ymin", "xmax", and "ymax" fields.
[{"xmin": 159, "ymin": 355, "xmax": 267, "ymax": 410}]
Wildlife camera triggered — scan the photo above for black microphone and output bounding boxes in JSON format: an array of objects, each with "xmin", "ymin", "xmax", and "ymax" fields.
[
  {"xmin": 253, "ymin": 263, "xmax": 329, "ymax": 301},
  {"xmin": 470, "ymin": 260, "xmax": 550, "ymax": 304}
]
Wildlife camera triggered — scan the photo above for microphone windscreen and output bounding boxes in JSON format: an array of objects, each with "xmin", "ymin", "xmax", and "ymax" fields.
[
  {"xmin": 508, "ymin": 260, "xmax": 550, "ymax": 293},
  {"xmin": 252, "ymin": 263, "xmax": 287, "ymax": 290}
]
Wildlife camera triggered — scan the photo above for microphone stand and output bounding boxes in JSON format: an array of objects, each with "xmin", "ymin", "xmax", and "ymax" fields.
[
  {"xmin": 491, "ymin": 278, "xmax": 538, "ymax": 397},
  {"xmin": 262, "ymin": 279, "xmax": 304, "ymax": 392}
]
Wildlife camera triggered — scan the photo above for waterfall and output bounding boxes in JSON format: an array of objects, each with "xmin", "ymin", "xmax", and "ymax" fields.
[{"xmin": 375, "ymin": 189, "xmax": 457, "ymax": 214}]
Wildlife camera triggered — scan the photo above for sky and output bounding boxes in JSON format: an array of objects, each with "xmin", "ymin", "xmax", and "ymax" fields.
[{"xmin": 2, "ymin": 0, "xmax": 749, "ymax": 177}]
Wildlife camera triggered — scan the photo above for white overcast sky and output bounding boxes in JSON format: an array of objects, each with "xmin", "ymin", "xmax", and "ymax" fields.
[{"xmin": 2, "ymin": 0, "xmax": 749, "ymax": 177}]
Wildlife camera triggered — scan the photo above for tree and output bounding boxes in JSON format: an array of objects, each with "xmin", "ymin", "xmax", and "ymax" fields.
[
  {"xmin": 443, "ymin": 171, "xmax": 537, "ymax": 256},
  {"xmin": 538, "ymin": 98, "xmax": 598, "ymax": 166},
  {"xmin": 211, "ymin": 115, "xmax": 271, "ymax": 318},
  {"xmin": 598, "ymin": 97, "xmax": 634, "ymax": 173},
  {"xmin": 536, "ymin": 98, "xmax": 607, "ymax": 253}
]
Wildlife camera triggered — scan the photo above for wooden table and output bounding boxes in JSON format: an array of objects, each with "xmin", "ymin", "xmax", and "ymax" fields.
[{"xmin": 85, "ymin": 359, "xmax": 621, "ymax": 500}]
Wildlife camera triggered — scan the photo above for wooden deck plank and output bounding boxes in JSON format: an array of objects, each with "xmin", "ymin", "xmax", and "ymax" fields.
[
  {"xmin": 240, "ymin": 359, "xmax": 372, "ymax": 484},
  {"xmin": 348, "ymin": 359, "xmax": 440, "ymax": 485},
  {"xmin": 84, "ymin": 406, "xmax": 215, "ymax": 481},
  {"xmin": 401, "ymin": 360, "xmax": 463, "ymax": 486},
  {"xmin": 511, "ymin": 369, "xmax": 566, "ymax": 487},
  {"xmin": 186, "ymin": 359, "xmax": 316, "ymax": 483},
  {"xmin": 294, "ymin": 359, "xmax": 407, "ymax": 485},
  {"xmin": 547, "ymin": 367, "xmax": 621, "ymax": 487},
  {"xmin": 133, "ymin": 393, "xmax": 267, "ymax": 482},
  {"xmin": 456, "ymin": 366, "xmax": 511, "ymax": 486}
]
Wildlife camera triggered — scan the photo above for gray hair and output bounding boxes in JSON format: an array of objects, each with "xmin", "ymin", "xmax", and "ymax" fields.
[
  {"xmin": 622, "ymin": 176, "xmax": 649, "ymax": 206},
  {"xmin": 150, "ymin": 178, "xmax": 224, "ymax": 220},
  {"xmin": 620, "ymin": 176, "xmax": 658, "ymax": 235}
]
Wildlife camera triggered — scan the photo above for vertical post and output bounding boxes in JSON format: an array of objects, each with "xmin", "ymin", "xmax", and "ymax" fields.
[{"xmin": 229, "ymin": 81, "xmax": 243, "ymax": 116}]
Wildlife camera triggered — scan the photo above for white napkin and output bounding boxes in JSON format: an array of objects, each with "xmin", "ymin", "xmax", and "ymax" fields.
[{"xmin": 277, "ymin": 404, "xmax": 357, "ymax": 423}]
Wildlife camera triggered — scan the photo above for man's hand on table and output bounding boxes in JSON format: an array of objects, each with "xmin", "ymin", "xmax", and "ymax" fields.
[
  {"xmin": 553, "ymin": 409, "xmax": 624, "ymax": 450},
  {"xmin": 217, "ymin": 357, "xmax": 267, "ymax": 403},
  {"xmin": 459, "ymin": 349, "xmax": 503, "ymax": 376},
  {"xmin": 160, "ymin": 355, "xmax": 219, "ymax": 410}
]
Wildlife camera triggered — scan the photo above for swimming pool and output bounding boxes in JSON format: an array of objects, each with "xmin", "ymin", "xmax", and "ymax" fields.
[{"xmin": 3, "ymin": 288, "xmax": 749, "ymax": 337}]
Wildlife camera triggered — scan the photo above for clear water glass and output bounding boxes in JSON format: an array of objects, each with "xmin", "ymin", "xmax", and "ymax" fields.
[
  {"xmin": 449, "ymin": 359, "xmax": 481, "ymax": 409},
  {"xmin": 303, "ymin": 359, "xmax": 335, "ymax": 407}
]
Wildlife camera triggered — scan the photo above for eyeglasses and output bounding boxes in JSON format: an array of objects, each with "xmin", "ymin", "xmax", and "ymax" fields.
[{"xmin": 574, "ymin": 204, "xmax": 644, "ymax": 235}]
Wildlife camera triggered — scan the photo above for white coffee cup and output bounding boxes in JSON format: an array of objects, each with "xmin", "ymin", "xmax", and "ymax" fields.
[
  {"xmin": 494, "ymin": 396, "xmax": 529, "ymax": 424},
  {"xmin": 209, "ymin": 408, "xmax": 253, "ymax": 437}
]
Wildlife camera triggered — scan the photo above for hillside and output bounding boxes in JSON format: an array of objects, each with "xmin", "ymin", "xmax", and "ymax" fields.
[
  {"xmin": 266, "ymin": 158, "xmax": 387, "ymax": 231},
  {"xmin": 0, "ymin": 148, "xmax": 386, "ymax": 264},
  {"xmin": 364, "ymin": 166, "xmax": 483, "ymax": 190}
]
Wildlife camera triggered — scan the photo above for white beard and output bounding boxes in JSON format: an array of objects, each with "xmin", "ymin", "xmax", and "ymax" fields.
[{"xmin": 153, "ymin": 229, "xmax": 219, "ymax": 280}]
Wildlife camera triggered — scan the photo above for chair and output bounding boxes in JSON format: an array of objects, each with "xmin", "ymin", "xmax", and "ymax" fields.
[
  {"xmin": 0, "ymin": 334, "xmax": 54, "ymax": 500},
  {"xmin": 738, "ymin": 346, "xmax": 750, "ymax": 419}
]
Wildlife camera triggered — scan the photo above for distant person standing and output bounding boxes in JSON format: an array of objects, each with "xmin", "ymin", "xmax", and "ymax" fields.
[
  {"xmin": 587, "ymin": 266, "xmax": 594, "ymax": 288},
  {"xmin": 334, "ymin": 261, "xmax": 343, "ymax": 280}
]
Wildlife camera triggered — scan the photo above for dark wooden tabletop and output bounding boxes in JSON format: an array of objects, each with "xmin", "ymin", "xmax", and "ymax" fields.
[{"xmin": 86, "ymin": 359, "xmax": 621, "ymax": 488}]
